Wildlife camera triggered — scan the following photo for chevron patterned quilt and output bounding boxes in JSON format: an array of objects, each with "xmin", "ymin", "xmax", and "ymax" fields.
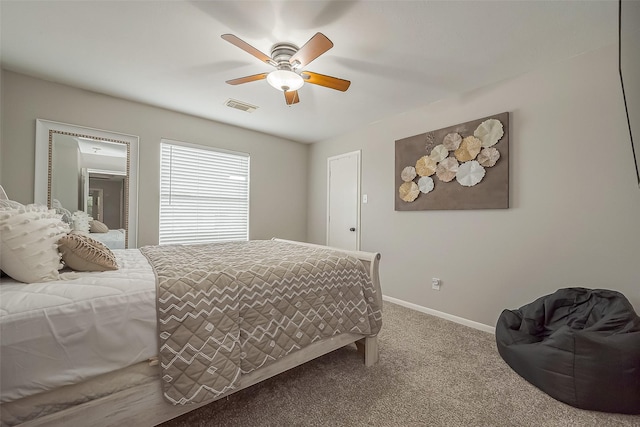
[{"xmin": 140, "ymin": 240, "xmax": 382, "ymax": 405}]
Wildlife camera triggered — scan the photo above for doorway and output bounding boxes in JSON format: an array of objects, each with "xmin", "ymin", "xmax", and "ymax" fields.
[
  {"xmin": 327, "ymin": 150, "xmax": 361, "ymax": 251},
  {"xmin": 82, "ymin": 168, "xmax": 126, "ymax": 229},
  {"xmin": 87, "ymin": 188, "xmax": 104, "ymax": 222}
]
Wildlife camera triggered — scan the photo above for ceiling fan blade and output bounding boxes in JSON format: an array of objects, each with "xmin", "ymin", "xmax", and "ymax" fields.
[
  {"xmin": 301, "ymin": 71, "xmax": 350, "ymax": 92},
  {"xmin": 289, "ymin": 33, "xmax": 333, "ymax": 68},
  {"xmin": 225, "ymin": 73, "xmax": 269, "ymax": 85},
  {"xmin": 284, "ymin": 90, "xmax": 300, "ymax": 105},
  {"xmin": 221, "ymin": 34, "xmax": 274, "ymax": 65}
]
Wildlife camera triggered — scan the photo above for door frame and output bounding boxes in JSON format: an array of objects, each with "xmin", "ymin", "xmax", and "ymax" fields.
[
  {"xmin": 326, "ymin": 150, "xmax": 361, "ymax": 250},
  {"xmin": 88, "ymin": 187, "xmax": 104, "ymax": 222}
]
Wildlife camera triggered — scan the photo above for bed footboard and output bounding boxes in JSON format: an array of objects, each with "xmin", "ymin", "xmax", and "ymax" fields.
[
  {"xmin": 272, "ymin": 239, "xmax": 382, "ymax": 368},
  {"xmin": 17, "ymin": 334, "xmax": 375, "ymax": 427},
  {"xmin": 271, "ymin": 238, "xmax": 383, "ymax": 309}
]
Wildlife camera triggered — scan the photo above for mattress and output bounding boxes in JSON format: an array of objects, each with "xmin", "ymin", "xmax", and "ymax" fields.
[{"xmin": 0, "ymin": 249, "xmax": 157, "ymax": 403}]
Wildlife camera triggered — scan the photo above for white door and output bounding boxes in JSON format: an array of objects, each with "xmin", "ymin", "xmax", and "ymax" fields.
[{"xmin": 327, "ymin": 151, "xmax": 360, "ymax": 251}]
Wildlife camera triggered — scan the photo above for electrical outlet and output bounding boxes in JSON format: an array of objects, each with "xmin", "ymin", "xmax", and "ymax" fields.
[{"xmin": 431, "ymin": 278, "xmax": 441, "ymax": 290}]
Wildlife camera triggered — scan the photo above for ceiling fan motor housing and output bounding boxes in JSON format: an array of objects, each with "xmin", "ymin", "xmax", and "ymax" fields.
[{"xmin": 270, "ymin": 43, "xmax": 298, "ymax": 68}]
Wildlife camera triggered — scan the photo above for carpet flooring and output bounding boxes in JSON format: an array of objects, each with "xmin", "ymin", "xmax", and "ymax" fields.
[{"xmin": 159, "ymin": 301, "xmax": 640, "ymax": 427}]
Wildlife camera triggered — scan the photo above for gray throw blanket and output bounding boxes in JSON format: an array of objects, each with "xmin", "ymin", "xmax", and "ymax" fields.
[{"xmin": 141, "ymin": 240, "xmax": 382, "ymax": 405}]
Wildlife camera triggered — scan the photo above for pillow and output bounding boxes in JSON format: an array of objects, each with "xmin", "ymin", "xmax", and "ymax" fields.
[
  {"xmin": 71, "ymin": 211, "xmax": 92, "ymax": 233},
  {"xmin": 0, "ymin": 203, "xmax": 70, "ymax": 283},
  {"xmin": 52, "ymin": 199, "xmax": 72, "ymax": 224},
  {"xmin": 58, "ymin": 233, "xmax": 118, "ymax": 272},
  {"xmin": 0, "ymin": 199, "xmax": 23, "ymax": 210},
  {"xmin": 90, "ymin": 219, "xmax": 109, "ymax": 233}
]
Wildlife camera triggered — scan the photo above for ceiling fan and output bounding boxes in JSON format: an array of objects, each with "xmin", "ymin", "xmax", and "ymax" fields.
[{"xmin": 221, "ymin": 32, "xmax": 350, "ymax": 105}]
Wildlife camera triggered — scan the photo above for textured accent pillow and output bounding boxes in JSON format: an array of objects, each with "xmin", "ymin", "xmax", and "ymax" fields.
[
  {"xmin": 52, "ymin": 199, "xmax": 73, "ymax": 224},
  {"xmin": 71, "ymin": 211, "xmax": 92, "ymax": 233},
  {"xmin": 0, "ymin": 203, "xmax": 70, "ymax": 283},
  {"xmin": 90, "ymin": 219, "xmax": 109, "ymax": 233},
  {"xmin": 0, "ymin": 199, "xmax": 23, "ymax": 210},
  {"xmin": 58, "ymin": 233, "xmax": 118, "ymax": 271}
]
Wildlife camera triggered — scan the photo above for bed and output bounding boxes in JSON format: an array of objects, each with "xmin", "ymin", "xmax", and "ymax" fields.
[{"xmin": 0, "ymin": 238, "xmax": 382, "ymax": 427}]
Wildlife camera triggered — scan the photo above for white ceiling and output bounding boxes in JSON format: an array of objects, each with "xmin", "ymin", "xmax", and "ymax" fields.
[{"xmin": 0, "ymin": 1, "xmax": 618, "ymax": 144}]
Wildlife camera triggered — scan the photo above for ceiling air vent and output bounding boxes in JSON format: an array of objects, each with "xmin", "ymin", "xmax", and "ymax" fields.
[{"xmin": 224, "ymin": 99, "xmax": 258, "ymax": 113}]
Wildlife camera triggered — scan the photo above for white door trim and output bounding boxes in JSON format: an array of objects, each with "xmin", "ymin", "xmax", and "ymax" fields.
[{"xmin": 326, "ymin": 150, "xmax": 361, "ymax": 250}]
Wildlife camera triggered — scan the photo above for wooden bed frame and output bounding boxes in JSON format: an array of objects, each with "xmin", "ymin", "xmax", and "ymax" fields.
[{"xmin": 15, "ymin": 239, "xmax": 382, "ymax": 427}]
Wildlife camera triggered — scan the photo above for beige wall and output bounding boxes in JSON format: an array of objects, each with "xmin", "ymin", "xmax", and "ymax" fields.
[
  {"xmin": 2, "ymin": 44, "xmax": 638, "ymax": 328},
  {"xmin": 308, "ymin": 44, "xmax": 640, "ymax": 327},
  {"xmin": 0, "ymin": 71, "xmax": 308, "ymax": 246}
]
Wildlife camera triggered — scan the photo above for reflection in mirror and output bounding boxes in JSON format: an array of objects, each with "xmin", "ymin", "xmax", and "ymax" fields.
[
  {"xmin": 84, "ymin": 169, "xmax": 127, "ymax": 229},
  {"xmin": 35, "ymin": 120, "xmax": 139, "ymax": 249}
]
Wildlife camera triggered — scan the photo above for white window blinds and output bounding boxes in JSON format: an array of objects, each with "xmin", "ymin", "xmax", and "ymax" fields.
[{"xmin": 160, "ymin": 140, "xmax": 249, "ymax": 245}]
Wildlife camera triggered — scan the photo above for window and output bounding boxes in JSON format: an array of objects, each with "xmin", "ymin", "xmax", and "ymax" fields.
[{"xmin": 159, "ymin": 140, "xmax": 249, "ymax": 245}]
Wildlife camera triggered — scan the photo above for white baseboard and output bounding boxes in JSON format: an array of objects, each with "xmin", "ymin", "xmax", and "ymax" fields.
[{"xmin": 382, "ymin": 295, "xmax": 496, "ymax": 334}]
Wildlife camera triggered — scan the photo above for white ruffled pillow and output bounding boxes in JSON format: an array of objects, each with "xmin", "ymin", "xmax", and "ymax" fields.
[
  {"xmin": 0, "ymin": 203, "xmax": 70, "ymax": 283},
  {"xmin": 71, "ymin": 210, "xmax": 92, "ymax": 233},
  {"xmin": 52, "ymin": 199, "xmax": 72, "ymax": 224}
]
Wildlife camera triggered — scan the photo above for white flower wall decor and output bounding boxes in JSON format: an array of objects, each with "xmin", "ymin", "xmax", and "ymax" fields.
[
  {"xmin": 474, "ymin": 118, "xmax": 504, "ymax": 148},
  {"xmin": 401, "ymin": 166, "xmax": 417, "ymax": 182},
  {"xmin": 417, "ymin": 176, "xmax": 435, "ymax": 194},
  {"xmin": 456, "ymin": 161, "xmax": 486, "ymax": 187},
  {"xmin": 394, "ymin": 112, "xmax": 509, "ymax": 210},
  {"xmin": 429, "ymin": 144, "xmax": 449, "ymax": 162}
]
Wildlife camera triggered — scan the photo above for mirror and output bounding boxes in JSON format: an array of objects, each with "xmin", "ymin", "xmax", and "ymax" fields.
[
  {"xmin": 619, "ymin": 0, "xmax": 640, "ymax": 187},
  {"xmin": 35, "ymin": 119, "xmax": 139, "ymax": 248}
]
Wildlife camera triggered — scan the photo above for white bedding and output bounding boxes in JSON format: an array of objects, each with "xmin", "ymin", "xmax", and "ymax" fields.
[
  {"xmin": 90, "ymin": 229, "xmax": 126, "ymax": 249},
  {"xmin": 0, "ymin": 249, "xmax": 157, "ymax": 403}
]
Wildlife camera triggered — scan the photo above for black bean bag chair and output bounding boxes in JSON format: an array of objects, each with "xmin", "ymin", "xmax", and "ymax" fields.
[{"xmin": 496, "ymin": 287, "xmax": 640, "ymax": 414}]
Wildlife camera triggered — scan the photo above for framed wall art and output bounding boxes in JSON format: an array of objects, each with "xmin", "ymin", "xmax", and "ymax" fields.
[{"xmin": 395, "ymin": 112, "xmax": 509, "ymax": 211}]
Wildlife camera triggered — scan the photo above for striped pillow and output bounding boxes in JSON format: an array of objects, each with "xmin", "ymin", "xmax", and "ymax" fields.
[
  {"xmin": 58, "ymin": 233, "xmax": 118, "ymax": 272},
  {"xmin": 90, "ymin": 220, "xmax": 109, "ymax": 233}
]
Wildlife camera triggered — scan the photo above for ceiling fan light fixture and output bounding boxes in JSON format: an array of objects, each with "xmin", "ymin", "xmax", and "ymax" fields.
[{"xmin": 267, "ymin": 69, "xmax": 304, "ymax": 92}]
